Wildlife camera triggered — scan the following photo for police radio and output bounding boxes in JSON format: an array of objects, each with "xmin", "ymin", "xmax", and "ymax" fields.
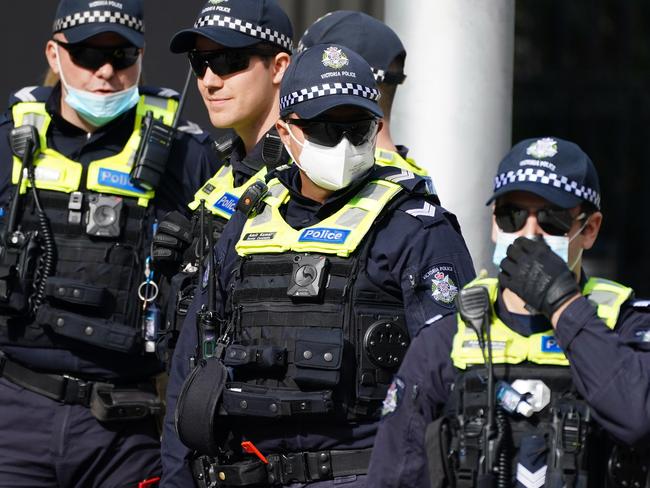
[
  {"xmin": 456, "ymin": 286, "xmax": 499, "ymax": 486},
  {"xmin": 129, "ymin": 68, "xmax": 192, "ymax": 191},
  {"xmin": 0, "ymin": 125, "xmax": 56, "ymax": 316}
]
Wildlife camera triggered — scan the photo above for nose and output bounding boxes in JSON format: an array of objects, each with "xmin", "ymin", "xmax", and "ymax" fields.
[
  {"xmin": 201, "ymin": 67, "xmax": 225, "ymax": 89},
  {"xmin": 520, "ymin": 211, "xmax": 544, "ymax": 236},
  {"xmin": 95, "ymin": 62, "xmax": 116, "ymax": 80}
]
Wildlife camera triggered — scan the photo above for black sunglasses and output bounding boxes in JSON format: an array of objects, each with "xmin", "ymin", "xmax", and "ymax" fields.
[
  {"xmin": 494, "ymin": 204, "xmax": 587, "ymax": 236},
  {"xmin": 188, "ymin": 48, "xmax": 275, "ymax": 78},
  {"xmin": 55, "ymin": 40, "xmax": 140, "ymax": 71},
  {"xmin": 284, "ymin": 118, "xmax": 379, "ymax": 148}
]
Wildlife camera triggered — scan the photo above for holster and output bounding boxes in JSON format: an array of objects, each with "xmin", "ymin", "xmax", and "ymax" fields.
[{"xmin": 90, "ymin": 382, "xmax": 163, "ymax": 422}]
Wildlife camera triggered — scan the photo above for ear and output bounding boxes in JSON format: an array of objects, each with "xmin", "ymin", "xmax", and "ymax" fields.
[
  {"xmin": 276, "ymin": 118, "xmax": 290, "ymax": 146},
  {"xmin": 271, "ymin": 52, "xmax": 291, "ymax": 85},
  {"xmin": 580, "ymin": 211, "xmax": 602, "ymax": 250},
  {"xmin": 45, "ymin": 40, "xmax": 60, "ymax": 75}
]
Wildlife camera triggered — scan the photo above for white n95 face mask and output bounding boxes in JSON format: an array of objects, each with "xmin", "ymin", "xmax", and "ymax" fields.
[{"xmin": 283, "ymin": 123, "xmax": 376, "ymax": 191}]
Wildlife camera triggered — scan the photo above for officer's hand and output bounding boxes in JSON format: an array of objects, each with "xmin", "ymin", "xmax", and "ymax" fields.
[
  {"xmin": 152, "ymin": 211, "xmax": 194, "ymax": 274},
  {"xmin": 498, "ymin": 236, "xmax": 580, "ymax": 319}
]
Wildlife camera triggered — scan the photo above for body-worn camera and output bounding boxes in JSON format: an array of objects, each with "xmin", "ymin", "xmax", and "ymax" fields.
[
  {"xmin": 287, "ymin": 254, "xmax": 329, "ymax": 299},
  {"xmin": 86, "ymin": 194, "xmax": 123, "ymax": 237}
]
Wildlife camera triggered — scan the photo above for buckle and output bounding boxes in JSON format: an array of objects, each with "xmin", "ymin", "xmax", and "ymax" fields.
[
  {"xmin": 62, "ymin": 374, "xmax": 94, "ymax": 406},
  {"xmin": 267, "ymin": 453, "xmax": 309, "ymax": 484}
]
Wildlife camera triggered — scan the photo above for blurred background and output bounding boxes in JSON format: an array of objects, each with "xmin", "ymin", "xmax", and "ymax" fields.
[{"xmin": 1, "ymin": 1, "xmax": 648, "ymax": 294}]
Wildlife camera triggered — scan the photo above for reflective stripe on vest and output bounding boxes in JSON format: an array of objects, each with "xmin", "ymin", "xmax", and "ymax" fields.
[
  {"xmin": 235, "ymin": 177, "xmax": 403, "ymax": 257},
  {"xmin": 188, "ymin": 166, "xmax": 266, "ymax": 219},
  {"xmin": 451, "ymin": 276, "xmax": 633, "ymax": 369},
  {"xmin": 10, "ymin": 95, "xmax": 179, "ymax": 206},
  {"xmin": 375, "ymin": 148, "xmax": 428, "ymax": 176}
]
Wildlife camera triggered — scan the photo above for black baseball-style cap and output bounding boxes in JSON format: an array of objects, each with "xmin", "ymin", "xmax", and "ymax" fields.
[
  {"xmin": 52, "ymin": 0, "xmax": 145, "ymax": 48},
  {"xmin": 487, "ymin": 137, "xmax": 601, "ymax": 210},
  {"xmin": 298, "ymin": 10, "xmax": 406, "ymax": 84},
  {"xmin": 279, "ymin": 43, "xmax": 382, "ymax": 120},
  {"xmin": 170, "ymin": 0, "xmax": 293, "ymax": 53}
]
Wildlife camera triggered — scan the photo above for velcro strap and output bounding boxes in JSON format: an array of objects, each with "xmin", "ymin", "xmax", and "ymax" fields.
[
  {"xmin": 221, "ymin": 383, "xmax": 333, "ymax": 418},
  {"xmin": 45, "ymin": 277, "xmax": 109, "ymax": 308},
  {"xmin": 36, "ymin": 305, "xmax": 140, "ymax": 354},
  {"xmin": 223, "ymin": 345, "xmax": 287, "ymax": 369}
]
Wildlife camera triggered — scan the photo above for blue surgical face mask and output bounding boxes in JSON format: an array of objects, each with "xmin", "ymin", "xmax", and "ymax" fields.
[
  {"xmin": 493, "ymin": 220, "xmax": 588, "ymax": 270},
  {"xmin": 56, "ymin": 45, "xmax": 141, "ymax": 127}
]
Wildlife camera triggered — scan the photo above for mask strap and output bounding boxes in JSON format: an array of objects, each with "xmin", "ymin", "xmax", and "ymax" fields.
[
  {"xmin": 568, "ymin": 214, "xmax": 589, "ymax": 243},
  {"xmin": 278, "ymin": 121, "xmax": 302, "ymax": 169},
  {"xmin": 567, "ymin": 214, "xmax": 590, "ymax": 271},
  {"xmin": 281, "ymin": 121, "xmax": 304, "ymax": 149}
]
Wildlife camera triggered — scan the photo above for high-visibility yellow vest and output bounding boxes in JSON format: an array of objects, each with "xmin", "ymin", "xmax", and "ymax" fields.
[
  {"xmin": 11, "ymin": 94, "xmax": 178, "ymax": 207},
  {"xmin": 451, "ymin": 276, "xmax": 632, "ymax": 369},
  {"xmin": 235, "ymin": 176, "xmax": 404, "ymax": 258},
  {"xmin": 188, "ymin": 165, "xmax": 265, "ymax": 219}
]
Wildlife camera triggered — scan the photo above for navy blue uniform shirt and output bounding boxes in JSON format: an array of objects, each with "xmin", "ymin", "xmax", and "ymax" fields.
[
  {"xmin": 0, "ymin": 84, "xmax": 220, "ymax": 380},
  {"xmin": 367, "ymin": 286, "xmax": 650, "ymax": 488},
  {"xmin": 161, "ymin": 163, "xmax": 476, "ymax": 486}
]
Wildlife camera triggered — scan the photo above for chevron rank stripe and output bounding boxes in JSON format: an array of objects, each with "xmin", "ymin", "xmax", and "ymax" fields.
[
  {"xmin": 53, "ymin": 10, "xmax": 144, "ymax": 33},
  {"xmin": 279, "ymin": 83, "xmax": 380, "ymax": 112},
  {"xmin": 516, "ymin": 464, "xmax": 547, "ymax": 488},
  {"xmin": 493, "ymin": 167, "xmax": 601, "ymax": 208},
  {"xmin": 384, "ymin": 169, "xmax": 415, "ymax": 183},
  {"xmin": 406, "ymin": 202, "xmax": 436, "ymax": 218},
  {"xmin": 194, "ymin": 14, "xmax": 292, "ymax": 51}
]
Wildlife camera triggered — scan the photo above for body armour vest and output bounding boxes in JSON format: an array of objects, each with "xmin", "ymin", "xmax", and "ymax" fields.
[
  {"xmin": 431, "ymin": 277, "xmax": 645, "ymax": 488},
  {"xmin": 0, "ymin": 91, "xmax": 179, "ymax": 355},
  {"xmin": 221, "ymin": 171, "xmax": 426, "ymax": 421}
]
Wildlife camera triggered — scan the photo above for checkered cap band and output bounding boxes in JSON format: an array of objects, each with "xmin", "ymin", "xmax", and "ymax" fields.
[
  {"xmin": 53, "ymin": 10, "xmax": 144, "ymax": 33},
  {"xmin": 194, "ymin": 14, "xmax": 292, "ymax": 51},
  {"xmin": 280, "ymin": 82, "xmax": 380, "ymax": 111},
  {"xmin": 494, "ymin": 168, "xmax": 601, "ymax": 208},
  {"xmin": 371, "ymin": 68, "xmax": 386, "ymax": 83}
]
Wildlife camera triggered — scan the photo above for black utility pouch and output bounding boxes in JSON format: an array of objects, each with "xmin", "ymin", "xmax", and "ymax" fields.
[
  {"xmin": 90, "ymin": 382, "xmax": 162, "ymax": 422},
  {"xmin": 175, "ymin": 357, "xmax": 228, "ymax": 456}
]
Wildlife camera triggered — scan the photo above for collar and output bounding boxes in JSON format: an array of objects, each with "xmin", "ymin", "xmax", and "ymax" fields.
[
  {"xmin": 274, "ymin": 164, "xmax": 375, "ymax": 228},
  {"xmin": 395, "ymin": 144, "xmax": 410, "ymax": 160},
  {"xmin": 494, "ymin": 288, "xmax": 553, "ymax": 337}
]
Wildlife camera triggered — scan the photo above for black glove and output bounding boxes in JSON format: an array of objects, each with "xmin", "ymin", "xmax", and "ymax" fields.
[
  {"xmin": 152, "ymin": 211, "xmax": 194, "ymax": 273},
  {"xmin": 498, "ymin": 236, "xmax": 580, "ymax": 318}
]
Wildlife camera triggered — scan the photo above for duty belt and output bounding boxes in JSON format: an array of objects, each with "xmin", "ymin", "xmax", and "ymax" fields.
[
  {"xmin": 193, "ymin": 447, "xmax": 372, "ymax": 487},
  {"xmin": 0, "ymin": 350, "xmax": 96, "ymax": 405},
  {"xmin": 0, "ymin": 350, "xmax": 162, "ymax": 421}
]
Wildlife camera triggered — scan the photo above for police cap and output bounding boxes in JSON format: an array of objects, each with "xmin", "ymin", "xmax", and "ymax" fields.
[
  {"xmin": 298, "ymin": 11, "xmax": 406, "ymax": 85},
  {"xmin": 279, "ymin": 43, "xmax": 382, "ymax": 120},
  {"xmin": 487, "ymin": 137, "xmax": 601, "ymax": 210},
  {"xmin": 170, "ymin": 0, "xmax": 293, "ymax": 54},
  {"xmin": 53, "ymin": 0, "xmax": 145, "ymax": 48}
]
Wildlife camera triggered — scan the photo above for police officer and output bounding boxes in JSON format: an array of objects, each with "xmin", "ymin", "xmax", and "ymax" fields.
[
  {"xmin": 151, "ymin": 0, "xmax": 293, "ymax": 359},
  {"xmin": 0, "ymin": 0, "xmax": 218, "ymax": 485},
  {"xmin": 298, "ymin": 10, "xmax": 429, "ymax": 178},
  {"xmin": 367, "ymin": 137, "xmax": 650, "ymax": 488},
  {"xmin": 162, "ymin": 43, "xmax": 475, "ymax": 487}
]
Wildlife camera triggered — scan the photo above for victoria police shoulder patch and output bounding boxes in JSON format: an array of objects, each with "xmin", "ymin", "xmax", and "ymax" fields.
[
  {"xmin": 381, "ymin": 376, "xmax": 405, "ymax": 418},
  {"xmin": 423, "ymin": 264, "xmax": 459, "ymax": 307}
]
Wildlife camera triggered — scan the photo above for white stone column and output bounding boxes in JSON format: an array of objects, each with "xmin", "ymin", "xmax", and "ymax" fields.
[{"xmin": 384, "ymin": 0, "xmax": 515, "ymax": 273}]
